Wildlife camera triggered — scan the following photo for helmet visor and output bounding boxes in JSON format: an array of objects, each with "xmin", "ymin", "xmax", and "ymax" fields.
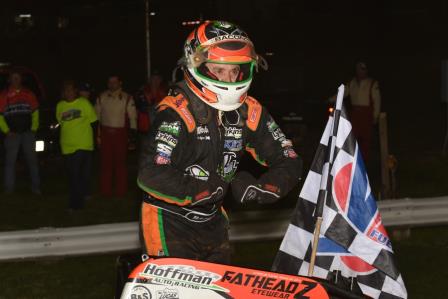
[
  {"xmin": 190, "ymin": 39, "xmax": 257, "ymax": 67},
  {"xmin": 195, "ymin": 61, "xmax": 255, "ymax": 85}
]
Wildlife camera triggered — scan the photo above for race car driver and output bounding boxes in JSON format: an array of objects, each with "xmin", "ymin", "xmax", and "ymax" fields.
[{"xmin": 138, "ymin": 20, "xmax": 302, "ymax": 263}]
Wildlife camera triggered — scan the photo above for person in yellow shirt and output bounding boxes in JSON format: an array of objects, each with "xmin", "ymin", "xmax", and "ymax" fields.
[{"xmin": 56, "ymin": 80, "xmax": 97, "ymax": 211}]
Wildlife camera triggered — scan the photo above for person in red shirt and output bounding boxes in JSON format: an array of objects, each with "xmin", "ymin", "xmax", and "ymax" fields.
[
  {"xmin": 135, "ymin": 73, "xmax": 167, "ymax": 134},
  {"xmin": 0, "ymin": 71, "xmax": 41, "ymax": 195}
]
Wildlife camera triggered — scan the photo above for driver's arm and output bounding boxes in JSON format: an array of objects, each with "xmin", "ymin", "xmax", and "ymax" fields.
[
  {"xmin": 137, "ymin": 109, "xmax": 226, "ymax": 206},
  {"xmin": 244, "ymin": 108, "xmax": 302, "ymax": 198}
]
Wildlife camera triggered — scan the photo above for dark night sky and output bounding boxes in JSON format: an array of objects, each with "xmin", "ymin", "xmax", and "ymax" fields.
[{"xmin": 2, "ymin": 0, "xmax": 448, "ymax": 152}]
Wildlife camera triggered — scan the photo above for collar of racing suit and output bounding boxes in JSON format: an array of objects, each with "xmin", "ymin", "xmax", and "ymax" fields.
[
  {"xmin": 173, "ymin": 80, "xmax": 247, "ymax": 128},
  {"xmin": 172, "ymin": 81, "xmax": 212, "ymax": 125}
]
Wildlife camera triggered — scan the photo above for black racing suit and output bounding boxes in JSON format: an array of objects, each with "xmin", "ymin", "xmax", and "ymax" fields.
[{"xmin": 138, "ymin": 81, "xmax": 302, "ymax": 263}]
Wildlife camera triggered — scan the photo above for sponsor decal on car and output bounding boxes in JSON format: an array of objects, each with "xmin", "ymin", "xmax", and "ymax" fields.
[
  {"xmin": 222, "ymin": 270, "xmax": 319, "ymax": 298},
  {"xmin": 121, "ymin": 257, "xmax": 330, "ymax": 299},
  {"xmin": 139, "ymin": 263, "xmax": 226, "ymax": 292},
  {"xmin": 156, "ymin": 288, "xmax": 179, "ymax": 299},
  {"xmin": 129, "ymin": 285, "xmax": 152, "ymax": 299}
]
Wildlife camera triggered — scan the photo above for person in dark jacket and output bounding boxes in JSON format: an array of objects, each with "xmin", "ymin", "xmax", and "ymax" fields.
[
  {"xmin": 138, "ymin": 21, "xmax": 302, "ymax": 263},
  {"xmin": 0, "ymin": 71, "xmax": 40, "ymax": 195}
]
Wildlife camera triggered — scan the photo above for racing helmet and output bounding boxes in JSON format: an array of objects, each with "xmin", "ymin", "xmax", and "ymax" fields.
[{"xmin": 182, "ymin": 20, "xmax": 266, "ymax": 111}]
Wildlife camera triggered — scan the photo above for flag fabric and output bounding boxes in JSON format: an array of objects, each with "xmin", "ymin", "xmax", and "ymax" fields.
[{"xmin": 272, "ymin": 90, "xmax": 407, "ymax": 299}]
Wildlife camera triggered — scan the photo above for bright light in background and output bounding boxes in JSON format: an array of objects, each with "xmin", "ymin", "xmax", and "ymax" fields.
[
  {"xmin": 182, "ymin": 20, "xmax": 201, "ymax": 26},
  {"xmin": 35, "ymin": 141, "xmax": 45, "ymax": 152},
  {"xmin": 57, "ymin": 17, "xmax": 69, "ymax": 29},
  {"xmin": 14, "ymin": 14, "xmax": 34, "ymax": 27},
  {"xmin": 150, "ymin": 12, "xmax": 156, "ymax": 16}
]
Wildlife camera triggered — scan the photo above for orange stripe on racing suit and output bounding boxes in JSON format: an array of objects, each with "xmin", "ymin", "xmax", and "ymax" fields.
[{"xmin": 141, "ymin": 203, "xmax": 167, "ymax": 256}]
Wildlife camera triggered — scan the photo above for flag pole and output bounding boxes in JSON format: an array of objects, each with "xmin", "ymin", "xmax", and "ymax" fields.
[
  {"xmin": 308, "ymin": 84, "xmax": 345, "ymax": 276},
  {"xmin": 308, "ymin": 216, "xmax": 323, "ymax": 276}
]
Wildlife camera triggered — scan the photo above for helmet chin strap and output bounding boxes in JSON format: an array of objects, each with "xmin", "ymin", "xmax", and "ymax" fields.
[
  {"xmin": 218, "ymin": 109, "xmax": 244, "ymax": 128},
  {"xmin": 218, "ymin": 110, "xmax": 224, "ymax": 126}
]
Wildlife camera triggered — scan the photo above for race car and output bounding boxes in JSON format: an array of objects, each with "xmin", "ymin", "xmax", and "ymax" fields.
[{"xmin": 117, "ymin": 255, "xmax": 366, "ymax": 299}]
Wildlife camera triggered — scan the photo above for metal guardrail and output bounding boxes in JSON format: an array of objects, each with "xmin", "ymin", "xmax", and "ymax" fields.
[
  {"xmin": 0, "ymin": 197, "xmax": 447, "ymax": 261},
  {"xmin": 378, "ymin": 196, "xmax": 448, "ymax": 226}
]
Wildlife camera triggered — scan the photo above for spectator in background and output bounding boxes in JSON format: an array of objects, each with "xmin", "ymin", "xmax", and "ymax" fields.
[
  {"xmin": 95, "ymin": 75, "xmax": 137, "ymax": 198},
  {"xmin": 330, "ymin": 61, "xmax": 381, "ymax": 161},
  {"xmin": 78, "ymin": 82, "xmax": 97, "ymax": 198},
  {"xmin": 56, "ymin": 80, "xmax": 97, "ymax": 211},
  {"xmin": 0, "ymin": 71, "xmax": 41, "ymax": 195},
  {"xmin": 78, "ymin": 82, "xmax": 95, "ymax": 104},
  {"xmin": 135, "ymin": 73, "xmax": 167, "ymax": 134}
]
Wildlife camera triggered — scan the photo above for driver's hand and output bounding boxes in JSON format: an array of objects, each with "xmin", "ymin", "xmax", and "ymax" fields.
[{"xmin": 231, "ymin": 171, "xmax": 280, "ymax": 204}]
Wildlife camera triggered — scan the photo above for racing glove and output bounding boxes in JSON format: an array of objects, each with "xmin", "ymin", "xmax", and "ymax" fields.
[
  {"xmin": 191, "ymin": 174, "xmax": 228, "ymax": 206},
  {"xmin": 231, "ymin": 171, "xmax": 280, "ymax": 204}
]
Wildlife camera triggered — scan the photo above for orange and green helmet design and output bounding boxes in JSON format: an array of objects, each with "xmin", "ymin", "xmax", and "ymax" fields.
[{"xmin": 182, "ymin": 21, "xmax": 267, "ymax": 111}]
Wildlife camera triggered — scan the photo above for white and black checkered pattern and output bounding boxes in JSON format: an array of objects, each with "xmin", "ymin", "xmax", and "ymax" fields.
[{"xmin": 272, "ymin": 86, "xmax": 407, "ymax": 299}]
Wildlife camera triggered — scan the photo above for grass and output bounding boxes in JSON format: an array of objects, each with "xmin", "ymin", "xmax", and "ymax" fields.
[
  {"xmin": 0, "ymin": 188, "xmax": 141, "ymax": 231},
  {"xmin": 0, "ymin": 255, "xmax": 117, "ymax": 299},
  {"xmin": 393, "ymin": 227, "xmax": 448, "ymax": 298},
  {"xmin": 0, "ymin": 153, "xmax": 142, "ymax": 231}
]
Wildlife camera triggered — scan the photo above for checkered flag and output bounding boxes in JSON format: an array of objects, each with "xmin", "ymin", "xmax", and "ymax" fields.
[{"xmin": 272, "ymin": 85, "xmax": 407, "ymax": 299}]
